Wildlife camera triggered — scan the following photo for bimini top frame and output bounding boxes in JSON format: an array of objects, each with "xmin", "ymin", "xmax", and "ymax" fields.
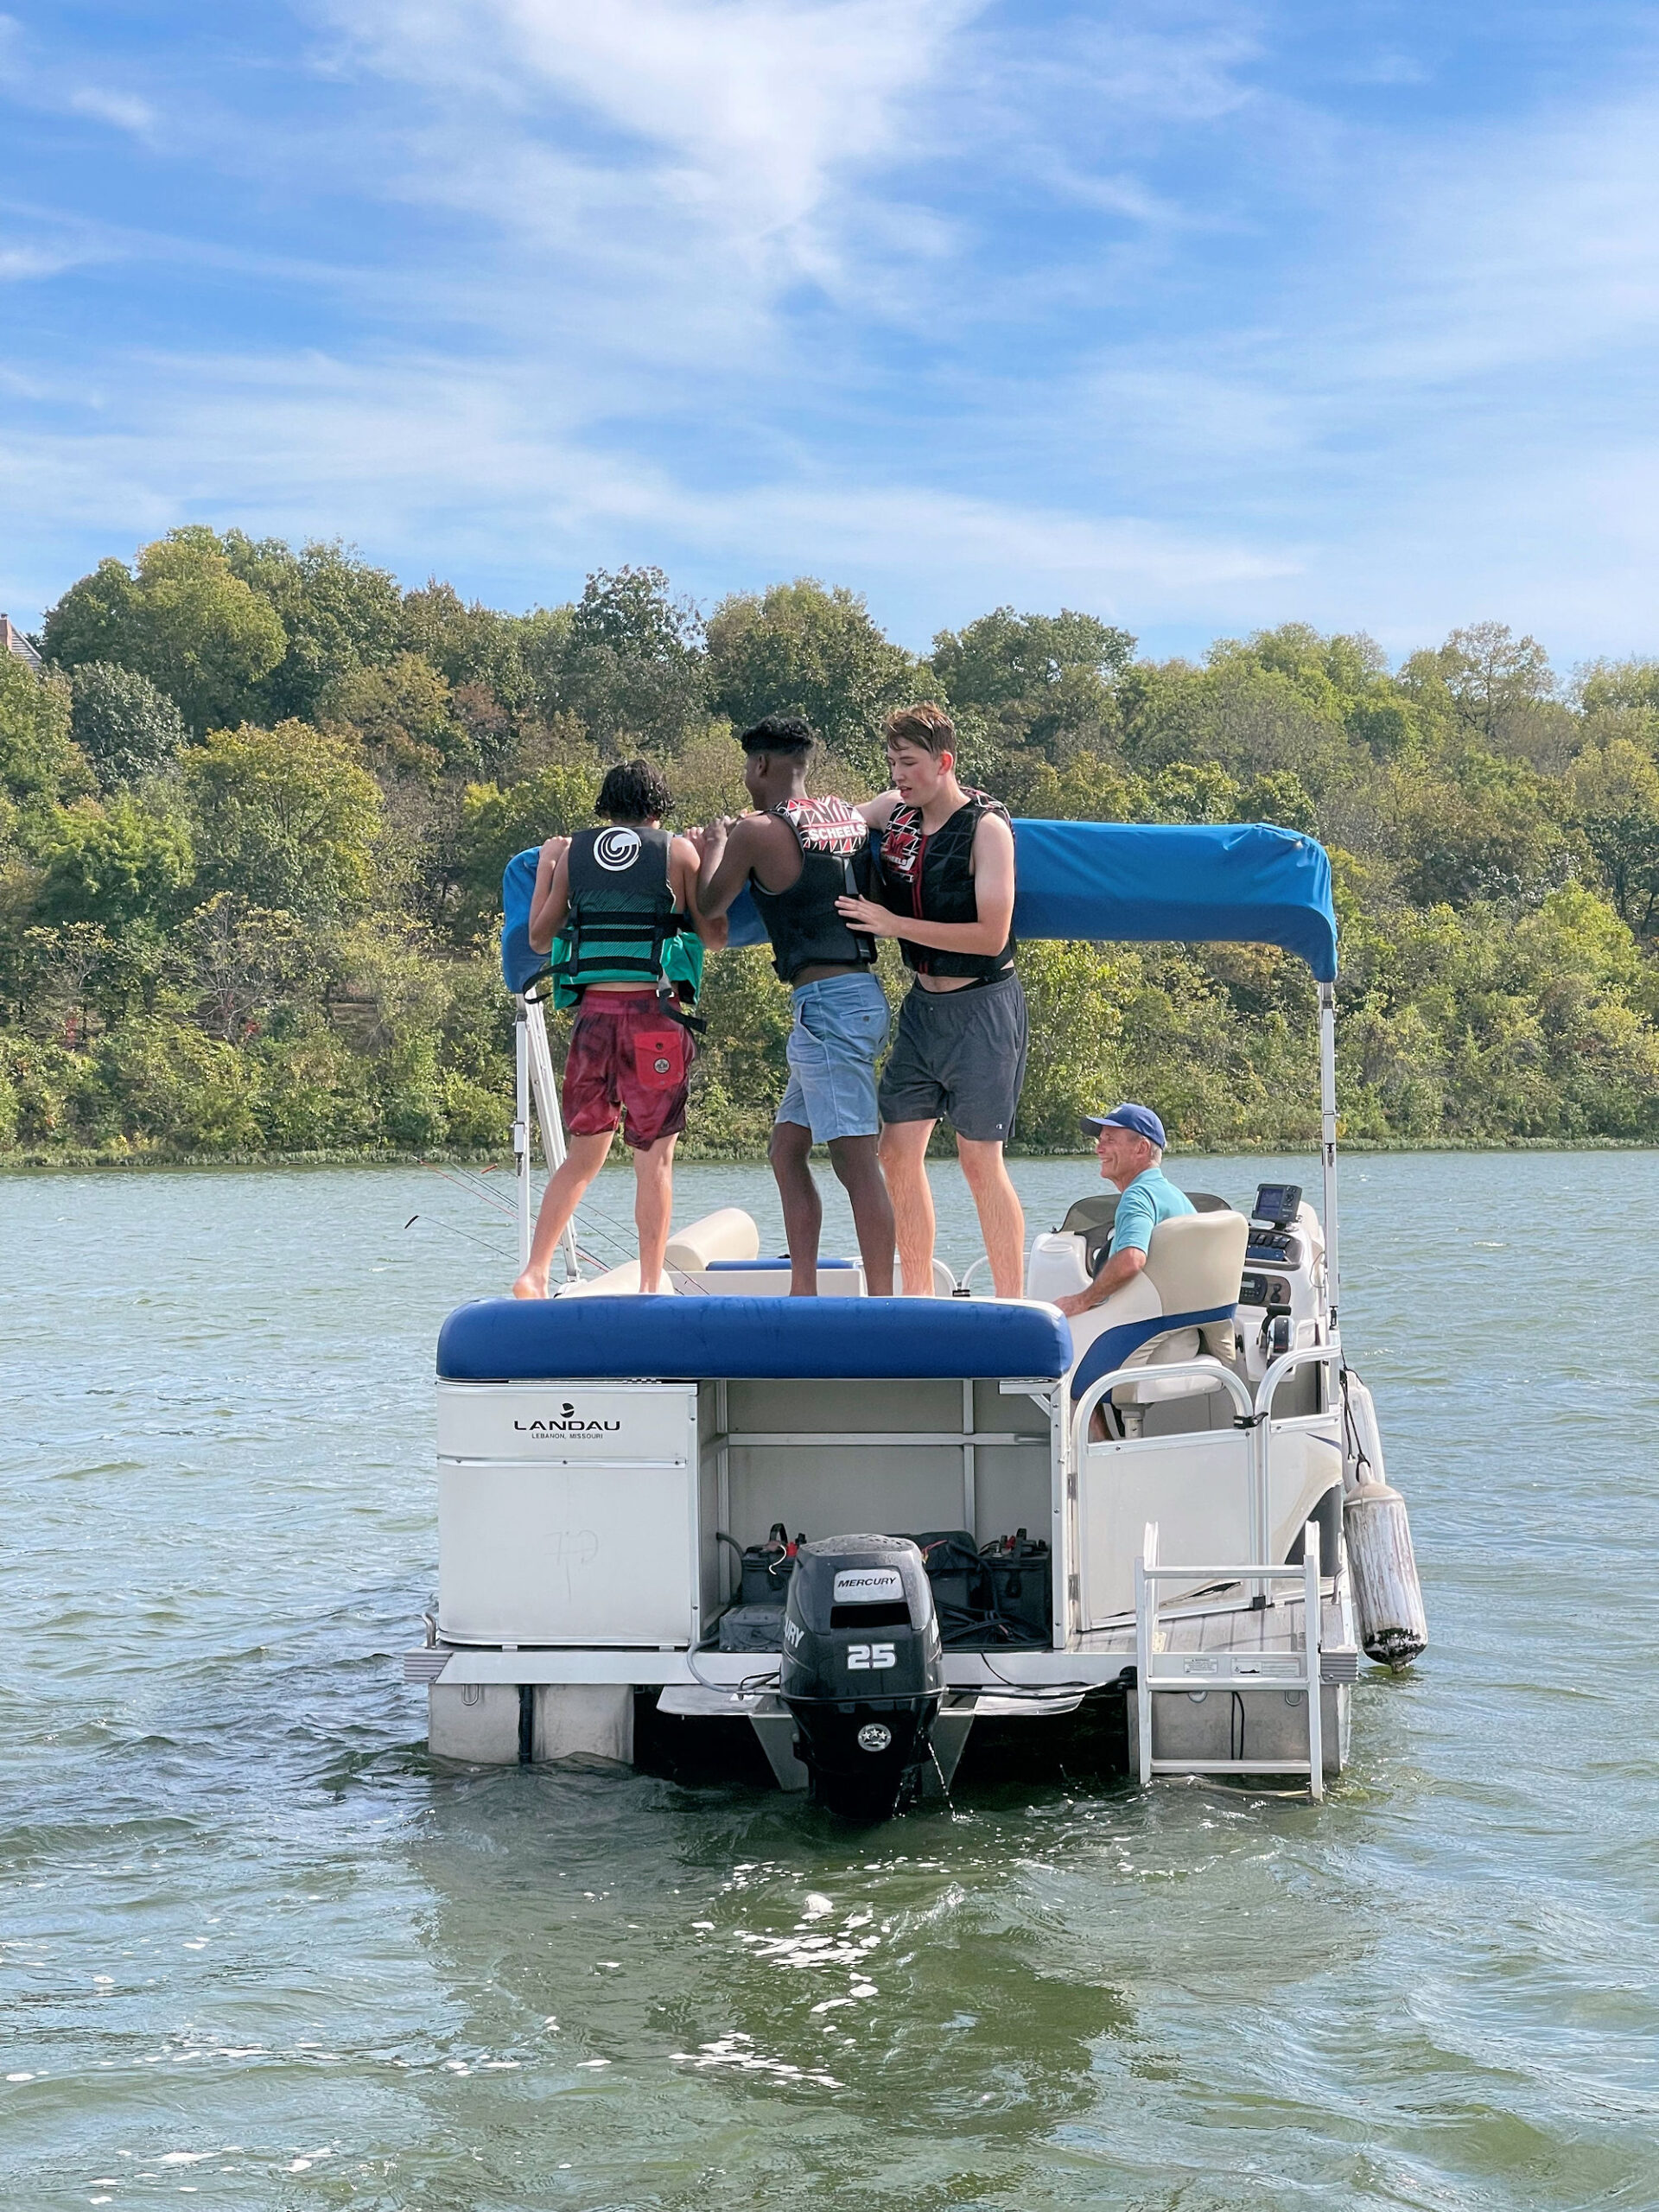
[{"xmin": 499, "ymin": 820, "xmax": 1343, "ymax": 1319}]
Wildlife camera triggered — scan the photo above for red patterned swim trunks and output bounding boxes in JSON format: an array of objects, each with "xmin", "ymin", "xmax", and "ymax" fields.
[{"xmin": 561, "ymin": 990, "xmax": 695, "ymax": 1150}]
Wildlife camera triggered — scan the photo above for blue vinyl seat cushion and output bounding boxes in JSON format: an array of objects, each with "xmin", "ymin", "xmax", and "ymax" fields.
[
  {"xmin": 438, "ymin": 1294, "xmax": 1073, "ymax": 1382},
  {"xmin": 1069, "ymin": 1304, "xmax": 1239, "ymax": 1401}
]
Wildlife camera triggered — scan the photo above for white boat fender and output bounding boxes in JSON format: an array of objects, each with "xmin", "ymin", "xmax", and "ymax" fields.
[{"xmin": 1345, "ymin": 1481, "xmax": 1428, "ymax": 1671}]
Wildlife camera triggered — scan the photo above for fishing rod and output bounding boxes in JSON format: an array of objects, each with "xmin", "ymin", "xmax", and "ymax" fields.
[
  {"xmin": 419, "ymin": 1160, "xmax": 518, "ymax": 1217},
  {"xmin": 416, "ymin": 1154, "xmax": 713, "ymax": 1292},
  {"xmin": 404, "ymin": 1212, "xmax": 514, "ymax": 1259}
]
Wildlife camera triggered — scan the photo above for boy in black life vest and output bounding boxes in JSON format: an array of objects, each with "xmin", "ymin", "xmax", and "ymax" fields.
[
  {"xmin": 512, "ymin": 759, "xmax": 723, "ymax": 1299},
  {"xmin": 835, "ymin": 702, "xmax": 1028, "ymax": 1300},
  {"xmin": 689, "ymin": 714, "xmax": 895, "ymax": 1296}
]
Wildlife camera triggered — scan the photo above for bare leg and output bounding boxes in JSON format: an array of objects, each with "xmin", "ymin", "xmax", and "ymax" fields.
[
  {"xmin": 512, "ymin": 1129, "xmax": 614, "ymax": 1296},
  {"xmin": 957, "ymin": 1137, "xmax": 1026, "ymax": 1299},
  {"xmin": 632, "ymin": 1131, "xmax": 678, "ymax": 1294},
  {"xmin": 827, "ymin": 1134, "xmax": 895, "ymax": 1296},
  {"xmin": 879, "ymin": 1118, "xmax": 937, "ymax": 1295},
  {"xmin": 769, "ymin": 1118, "xmax": 822, "ymax": 1296}
]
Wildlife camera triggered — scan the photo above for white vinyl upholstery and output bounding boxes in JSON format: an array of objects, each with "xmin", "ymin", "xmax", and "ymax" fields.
[
  {"xmin": 663, "ymin": 1208, "xmax": 760, "ymax": 1270},
  {"xmin": 1065, "ymin": 1207, "xmax": 1249, "ymax": 1404}
]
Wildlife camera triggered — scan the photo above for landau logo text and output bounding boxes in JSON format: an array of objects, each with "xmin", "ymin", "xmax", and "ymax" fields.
[{"xmin": 515, "ymin": 1401, "xmax": 621, "ymax": 1435}]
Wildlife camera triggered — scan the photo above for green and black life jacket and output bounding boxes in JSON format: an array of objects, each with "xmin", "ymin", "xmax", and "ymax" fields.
[{"xmin": 547, "ymin": 823, "xmax": 703, "ymax": 1019}]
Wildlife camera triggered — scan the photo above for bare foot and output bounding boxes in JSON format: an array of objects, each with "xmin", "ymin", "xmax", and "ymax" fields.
[{"xmin": 511, "ymin": 1268, "xmax": 548, "ymax": 1299}]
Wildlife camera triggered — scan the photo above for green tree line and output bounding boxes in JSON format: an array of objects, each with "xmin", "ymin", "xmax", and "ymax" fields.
[{"xmin": 5, "ymin": 524, "xmax": 1659, "ymax": 1162}]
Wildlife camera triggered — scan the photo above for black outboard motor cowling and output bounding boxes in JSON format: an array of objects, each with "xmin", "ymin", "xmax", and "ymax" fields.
[{"xmin": 779, "ymin": 1535, "xmax": 944, "ymax": 1820}]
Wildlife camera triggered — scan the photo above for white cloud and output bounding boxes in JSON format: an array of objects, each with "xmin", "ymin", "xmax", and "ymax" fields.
[
  {"xmin": 0, "ymin": 243, "xmax": 88, "ymax": 281},
  {"xmin": 1340, "ymin": 88, "xmax": 1659, "ymax": 384},
  {"xmin": 0, "ymin": 334, "xmax": 1298, "ymax": 638},
  {"xmin": 321, "ymin": 0, "xmax": 982, "ymax": 308},
  {"xmin": 7, "ymin": 0, "xmax": 1659, "ymax": 663},
  {"xmin": 67, "ymin": 86, "xmax": 157, "ymax": 137},
  {"xmin": 0, "ymin": 16, "xmax": 162, "ymax": 142}
]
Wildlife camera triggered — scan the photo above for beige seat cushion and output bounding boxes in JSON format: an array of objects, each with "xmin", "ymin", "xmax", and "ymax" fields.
[{"xmin": 1065, "ymin": 1208, "xmax": 1249, "ymax": 1403}]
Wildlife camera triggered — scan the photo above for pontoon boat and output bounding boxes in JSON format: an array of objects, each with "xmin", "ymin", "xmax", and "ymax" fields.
[{"xmin": 404, "ymin": 823, "xmax": 1426, "ymax": 1811}]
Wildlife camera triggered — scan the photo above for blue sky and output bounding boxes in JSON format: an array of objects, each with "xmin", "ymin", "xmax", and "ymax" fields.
[{"xmin": 3, "ymin": 1, "xmax": 1657, "ymax": 666}]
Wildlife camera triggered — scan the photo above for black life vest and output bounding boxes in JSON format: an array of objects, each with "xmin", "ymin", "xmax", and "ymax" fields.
[
  {"xmin": 563, "ymin": 824, "xmax": 689, "ymax": 995},
  {"xmin": 876, "ymin": 789, "xmax": 1016, "ymax": 980},
  {"xmin": 749, "ymin": 796, "xmax": 878, "ymax": 984}
]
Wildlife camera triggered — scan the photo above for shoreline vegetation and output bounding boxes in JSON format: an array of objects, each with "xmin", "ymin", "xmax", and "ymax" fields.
[
  {"xmin": 3, "ymin": 1135, "xmax": 1650, "ymax": 1176},
  {"xmin": 7, "ymin": 530, "xmax": 1659, "ymax": 1166}
]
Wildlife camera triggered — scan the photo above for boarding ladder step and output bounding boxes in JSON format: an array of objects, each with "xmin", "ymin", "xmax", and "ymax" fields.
[{"xmin": 1134, "ymin": 1517, "xmax": 1327, "ymax": 1800}]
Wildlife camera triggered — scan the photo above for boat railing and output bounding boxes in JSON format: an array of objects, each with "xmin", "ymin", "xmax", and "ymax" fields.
[
  {"xmin": 1254, "ymin": 1340, "xmax": 1343, "ymax": 1422},
  {"xmin": 1069, "ymin": 1358, "xmax": 1254, "ymax": 1463},
  {"xmin": 1072, "ymin": 1346, "xmax": 1344, "ymax": 1611}
]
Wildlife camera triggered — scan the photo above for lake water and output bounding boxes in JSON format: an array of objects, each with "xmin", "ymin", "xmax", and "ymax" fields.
[{"xmin": 4, "ymin": 1153, "xmax": 1656, "ymax": 2210}]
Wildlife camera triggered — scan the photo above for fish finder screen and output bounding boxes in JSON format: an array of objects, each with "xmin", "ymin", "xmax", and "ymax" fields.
[{"xmin": 1252, "ymin": 1182, "xmax": 1302, "ymax": 1227}]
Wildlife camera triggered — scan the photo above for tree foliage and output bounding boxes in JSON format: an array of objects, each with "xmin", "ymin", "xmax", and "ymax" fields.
[
  {"xmin": 10, "ymin": 531, "xmax": 1659, "ymax": 1159},
  {"xmin": 69, "ymin": 662, "xmax": 188, "ymax": 791},
  {"xmin": 0, "ymin": 651, "xmax": 85, "ymax": 812},
  {"xmin": 182, "ymin": 721, "xmax": 382, "ymax": 918},
  {"xmin": 44, "ymin": 531, "xmax": 288, "ymax": 734},
  {"xmin": 708, "ymin": 578, "xmax": 916, "ymax": 782},
  {"xmin": 219, "ymin": 533, "xmax": 406, "ymax": 721}
]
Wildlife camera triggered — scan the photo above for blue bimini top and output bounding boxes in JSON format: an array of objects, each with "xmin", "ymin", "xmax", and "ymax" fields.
[
  {"xmin": 500, "ymin": 819, "xmax": 1338, "ymax": 993},
  {"xmin": 437, "ymin": 1295, "xmax": 1073, "ymax": 1383}
]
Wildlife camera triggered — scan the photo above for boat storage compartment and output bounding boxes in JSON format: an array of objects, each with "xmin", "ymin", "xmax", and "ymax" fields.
[
  {"xmin": 436, "ymin": 1381, "xmax": 699, "ymax": 1647},
  {"xmin": 432, "ymin": 1295, "xmax": 1072, "ymax": 1658}
]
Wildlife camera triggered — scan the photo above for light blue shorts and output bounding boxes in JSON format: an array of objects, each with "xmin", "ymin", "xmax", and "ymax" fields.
[{"xmin": 776, "ymin": 971, "xmax": 891, "ymax": 1143}]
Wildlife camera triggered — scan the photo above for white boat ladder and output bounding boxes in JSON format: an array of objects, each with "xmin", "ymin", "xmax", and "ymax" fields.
[{"xmin": 1134, "ymin": 1516, "xmax": 1326, "ymax": 1799}]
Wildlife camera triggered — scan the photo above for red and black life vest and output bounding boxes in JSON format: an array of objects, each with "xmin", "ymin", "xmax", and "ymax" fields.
[
  {"xmin": 877, "ymin": 789, "xmax": 1016, "ymax": 980},
  {"xmin": 749, "ymin": 795, "xmax": 878, "ymax": 984}
]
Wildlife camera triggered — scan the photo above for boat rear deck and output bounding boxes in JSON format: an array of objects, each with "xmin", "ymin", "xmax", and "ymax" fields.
[{"xmin": 1073, "ymin": 1578, "xmax": 1360, "ymax": 1683}]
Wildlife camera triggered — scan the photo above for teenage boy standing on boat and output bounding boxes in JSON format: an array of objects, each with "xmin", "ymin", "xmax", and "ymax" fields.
[
  {"xmin": 512, "ymin": 760, "xmax": 721, "ymax": 1300},
  {"xmin": 689, "ymin": 714, "xmax": 896, "ymax": 1296},
  {"xmin": 835, "ymin": 702, "xmax": 1027, "ymax": 1300}
]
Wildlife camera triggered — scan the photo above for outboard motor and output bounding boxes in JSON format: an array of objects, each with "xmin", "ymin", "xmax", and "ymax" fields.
[{"xmin": 779, "ymin": 1535, "xmax": 944, "ymax": 1821}]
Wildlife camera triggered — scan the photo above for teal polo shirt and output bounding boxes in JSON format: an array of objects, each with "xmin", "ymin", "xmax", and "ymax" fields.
[{"xmin": 1109, "ymin": 1166, "xmax": 1195, "ymax": 1258}]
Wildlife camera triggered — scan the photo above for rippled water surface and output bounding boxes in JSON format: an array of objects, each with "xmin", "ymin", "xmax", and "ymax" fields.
[{"xmin": 5, "ymin": 1153, "xmax": 1656, "ymax": 2210}]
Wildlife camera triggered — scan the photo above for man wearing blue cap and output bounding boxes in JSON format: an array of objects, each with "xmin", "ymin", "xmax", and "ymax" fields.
[{"xmin": 1051, "ymin": 1103, "xmax": 1194, "ymax": 1321}]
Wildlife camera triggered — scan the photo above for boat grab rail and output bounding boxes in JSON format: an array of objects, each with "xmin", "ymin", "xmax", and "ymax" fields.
[
  {"xmin": 1069, "ymin": 1358, "xmax": 1254, "ymax": 1465},
  {"xmin": 1071, "ymin": 1353, "xmax": 1343, "ymax": 1613},
  {"xmin": 1255, "ymin": 1340, "xmax": 1344, "ymax": 1423}
]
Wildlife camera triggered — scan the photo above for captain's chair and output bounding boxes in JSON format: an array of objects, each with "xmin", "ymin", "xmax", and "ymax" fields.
[{"xmin": 1066, "ymin": 1209, "xmax": 1249, "ymax": 1427}]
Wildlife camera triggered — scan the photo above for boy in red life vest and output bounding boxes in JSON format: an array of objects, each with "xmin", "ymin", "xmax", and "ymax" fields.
[
  {"xmin": 690, "ymin": 714, "xmax": 896, "ymax": 1296},
  {"xmin": 835, "ymin": 702, "xmax": 1027, "ymax": 1300},
  {"xmin": 511, "ymin": 759, "xmax": 723, "ymax": 1299}
]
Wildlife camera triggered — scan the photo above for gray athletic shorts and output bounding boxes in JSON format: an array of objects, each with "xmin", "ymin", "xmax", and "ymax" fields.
[{"xmin": 877, "ymin": 969, "xmax": 1029, "ymax": 1144}]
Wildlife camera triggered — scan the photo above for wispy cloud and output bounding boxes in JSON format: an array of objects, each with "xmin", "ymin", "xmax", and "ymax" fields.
[
  {"xmin": 0, "ymin": 242, "xmax": 89, "ymax": 281},
  {"xmin": 0, "ymin": 327, "xmax": 1300, "ymax": 645},
  {"xmin": 66, "ymin": 85, "xmax": 158, "ymax": 137},
  {"xmin": 0, "ymin": 14, "xmax": 164, "ymax": 144},
  {"xmin": 3, "ymin": 0, "xmax": 1659, "ymax": 660}
]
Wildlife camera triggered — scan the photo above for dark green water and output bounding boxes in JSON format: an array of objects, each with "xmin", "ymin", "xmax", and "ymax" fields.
[{"xmin": 4, "ymin": 1155, "xmax": 1656, "ymax": 2209}]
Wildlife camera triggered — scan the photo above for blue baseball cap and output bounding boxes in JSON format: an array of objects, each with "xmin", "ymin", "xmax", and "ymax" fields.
[{"xmin": 1080, "ymin": 1103, "xmax": 1167, "ymax": 1148}]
